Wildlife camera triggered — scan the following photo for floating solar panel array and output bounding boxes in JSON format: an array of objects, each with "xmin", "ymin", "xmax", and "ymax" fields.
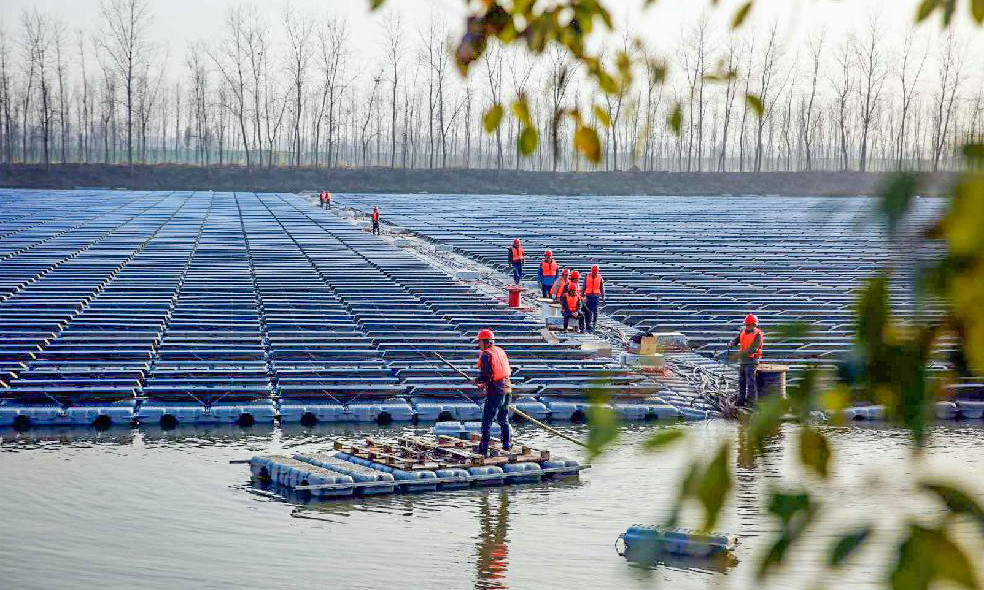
[
  {"xmin": 0, "ymin": 190, "xmax": 672, "ymax": 429},
  {"xmin": 339, "ymin": 193, "xmax": 950, "ymax": 375}
]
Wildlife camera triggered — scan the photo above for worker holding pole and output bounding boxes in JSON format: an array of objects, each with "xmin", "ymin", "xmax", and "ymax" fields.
[
  {"xmin": 537, "ymin": 250, "xmax": 559, "ymax": 298},
  {"xmin": 582, "ymin": 265, "xmax": 606, "ymax": 332},
  {"xmin": 474, "ymin": 329, "xmax": 512, "ymax": 457},
  {"xmin": 729, "ymin": 314, "xmax": 763, "ymax": 407},
  {"xmin": 508, "ymin": 239, "xmax": 525, "ymax": 285},
  {"xmin": 371, "ymin": 206, "xmax": 381, "ymax": 235}
]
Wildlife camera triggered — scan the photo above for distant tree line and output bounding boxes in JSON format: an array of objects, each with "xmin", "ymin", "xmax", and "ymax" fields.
[{"xmin": 0, "ymin": 0, "xmax": 982, "ymax": 174}]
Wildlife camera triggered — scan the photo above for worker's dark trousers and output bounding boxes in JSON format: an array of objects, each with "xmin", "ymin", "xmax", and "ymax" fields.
[
  {"xmin": 511, "ymin": 262, "xmax": 523, "ymax": 284},
  {"xmin": 478, "ymin": 386, "xmax": 511, "ymax": 454},
  {"xmin": 738, "ymin": 362, "xmax": 758, "ymax": 407},
  {"xmin": 540, "ymin": 280, "xmax": 554, "ymax": 298},
  {"xmin": 372, "ymin": 220, "xmax": 380, "ymax": 235},
  {"xmin": 563, "ymin": 309, "xmax": 584, "ymax": 332},
  {"xmin": 584, "ymin": 295, "xmax": 600, "ymax": 330},
  {"xmin": 327, "ymin": 201, "xmax": 331, "ymax": 209}
]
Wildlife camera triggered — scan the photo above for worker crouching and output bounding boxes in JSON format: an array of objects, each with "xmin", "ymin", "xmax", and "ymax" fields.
[
  {"xmin": 729, "ymin": 314, "xmax": 764, "ymax": 407},
  {"xmin": 562, "ymin": 272, "xmax": 585, "ymax": 333},
  {"xmin": 538, "ymin": 250, "xmax": 558, "ymax": 298},
  {"xmin": 474, "ymin": 329, "xmax": 512, "ymax": 456}
]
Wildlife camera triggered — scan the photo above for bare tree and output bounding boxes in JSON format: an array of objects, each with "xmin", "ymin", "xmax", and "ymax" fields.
[
  {"xmin": 24, "ymin": 9, "xmax": 56, "ymax": 168},
  {"xmin": 483, "ymin": 41, "xmax": 504, "ymax": 170},
  {"xmin": 210, "ymin": 6, "xmax": 256, "ymax": 172},
  {"xmin": 98, "ymin": 0, "xmax": 152, "ymax": 169},
  {"xmin": 717, "ymin": 37, "xmax": 739, "ymax": 171},
  {"xmin": 830, "ymin": 38, "xmax": 855, "ymax": 170},
  {"xmin": 854, "ymin": 15, "xmax": 888, "ymax": 172},
  {"xmin": 930, "ymin": 33, "xmax": 964, "ymax": 171},
  {"xmin": 0, "ymin": 23, "xmax": 12, "ymax": 165},
  {"xmin": 283, "ymin": 5, "xmax": 314, "ymax": 167},
  {"xmin": 894, "ymin": 28, "xmax": 927, "ymax": 170},
  {"xmin": 382, "ymin": 12, "xmax": 402, "ymax": 168},
  {"xmin": 801, "ymin": 30, "xmax": 825, "ymax": 171}
]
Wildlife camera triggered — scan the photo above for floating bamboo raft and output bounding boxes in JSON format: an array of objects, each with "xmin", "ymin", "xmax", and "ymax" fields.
[{"xmin": 246, "ymin": 433, "xmax": 584, "ymax": 498}]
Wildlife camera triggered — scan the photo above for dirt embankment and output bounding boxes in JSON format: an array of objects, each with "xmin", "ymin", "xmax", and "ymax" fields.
[{"xmin": 0, "ymin": 164, "xmax": 958, "ymax": 197}]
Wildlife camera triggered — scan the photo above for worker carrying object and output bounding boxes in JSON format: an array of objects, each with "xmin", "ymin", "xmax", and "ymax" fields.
[
  {"xmin": 371, "ymin": 206, "xmax": 380, "ymax": 236},
  {"xmin": 582, "ymin": 264, "xmax": 606, "ymax": 332},
  {"xmin": 537, "ymin": 250, "xmax": 559, "ymax": 298},
  {"xmin": 562, "ymin": 272, "xmax": 585, "ymax": 332},
  {"xmin": 474, "ymin": 328, "xmax": 513, "ymax": 456},
  {"xmin": 550, "ymin": 268, "xmax": 570, "ymax": 300},
  {"xmin": 507, "ymin": 239, "xmax": 525, "ymax": 285},
  {"xmin": 728, "ymin": 314, "xmax": 764, "ymax": 407}
]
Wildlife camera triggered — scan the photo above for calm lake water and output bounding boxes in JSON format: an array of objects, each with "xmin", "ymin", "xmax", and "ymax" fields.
[{"xmin": 2, "ymin": 421, "xmax": 983, "ymax": 590}]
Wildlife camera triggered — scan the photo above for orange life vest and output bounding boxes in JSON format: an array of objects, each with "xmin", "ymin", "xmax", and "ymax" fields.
[
  {"xmin": 550, "ymin": 277, "xmax": 567, "ymax": 298},
  {"xmin": 585, "ymin": 273, "xmax": 602, "ymax": 295},
  {"xmin": 511, "ymin": 245, "xmax": 524, "ymax": 263},
  {"xmin": 738, "ymin": 328, "xmax": 763, "ymax": 359},
  {"xmin": 372, "ymin": 210, "xmax": 379, "ymax": 221},
  {"xmin": 541, "ymin": 259, "xmax": 558, "ymax": 277},
  {"xmin": 477, "ymin": 345, "xmax": 511, "ymax": 381},
  {"xmin": 563, "ymin": 292, "xmax": 581, "ymax": 313},
  {"xmin": 325, "ymin": 192, "xmax": 332, "ymax": 200}
]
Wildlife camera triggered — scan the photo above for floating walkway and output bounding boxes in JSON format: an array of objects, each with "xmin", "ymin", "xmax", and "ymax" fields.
[
  {"xmin": 245, "ymin": 432, "xmax": 584, "ymax": 499},
  {"xmin": 1, "ymin": 190, "xmax": 980, "ymax": 431}
]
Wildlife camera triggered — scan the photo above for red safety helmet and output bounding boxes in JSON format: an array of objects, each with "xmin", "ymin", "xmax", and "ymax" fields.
[
  {"xmin": 476, "ymin": 328, "xmax": 495, "ymax": 341},
  {"xmin": 591, "ymin": 264, "xmax": 599, "ymax": 273},
  {"xmin": 561, "ymin": 268, "xmax": 569, "ymax": 275},
  {"xmin": 545, "ymin": 250, "xmax": 552, "ymax": 257},
  {"xmin": 571, "ymin": 270, "xmax": 580, "ymax": 279},
  {"xmin": 744, "ymin": 314, "xmax": 758, "ymax": 326},
  {"xmin": 513, "ymin": 238, "xmax": 521, "ymax": 246}
]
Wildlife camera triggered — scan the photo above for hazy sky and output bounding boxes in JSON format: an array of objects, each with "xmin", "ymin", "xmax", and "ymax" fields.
[{"xmin": 1, "ymin": 0, "xmax": 980, "ymax": 74}]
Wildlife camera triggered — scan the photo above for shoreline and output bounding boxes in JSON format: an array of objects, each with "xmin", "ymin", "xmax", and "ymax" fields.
[{"xmin": 0, "ymin": 163, "xmax": 958, "ymax": 197}]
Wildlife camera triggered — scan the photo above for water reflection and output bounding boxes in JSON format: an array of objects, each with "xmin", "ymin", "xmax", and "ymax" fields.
[{"xmin": 475, "ymin": 489, "xmax": 511, "ymax": 589}]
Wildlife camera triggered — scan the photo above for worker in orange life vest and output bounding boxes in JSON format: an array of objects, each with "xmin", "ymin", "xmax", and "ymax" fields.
[
  {"xmin": 324, "ymin": 191, "xmax": 332, "ymax": 209},
  {"xmin": 474, "ymin": 328, "xmax": 512, "ymax": 456},
  {"xmin": 507, "ymin": 239, "xmax": 524, "ymax": 285},
  {"xmin": 729, "ymin": 314, "xmax": 764, "ymax": 407},
  {"xmin": 318, "ymin": 191, "xmax": 325, "ymax": 208},
  {"xmin": 582, "ymin": 265, "xmax": 606, "ymax": 332},
  {"xmin": 561, "ymin": 272, "xmax": 585, "ymax": 332},
  {"xmin": 550, "ymin": 268, "xmax": 570, "ymax": 299},
  {"xmin": 537, "ymin": 250, "xmax": 559, "ymax": 298},
  {"xmin": 371, "ymin": 206, "xmax": 380, "ymax": 235}
]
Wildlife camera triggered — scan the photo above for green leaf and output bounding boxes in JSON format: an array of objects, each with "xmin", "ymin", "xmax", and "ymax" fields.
[
  {"xmin": 963, "ymin": 143, "xmax": 984, "ymax": 162},
  {"xmin": 798, "ymin": 426, "xmax": 831, "ymax": 479},
  {"xmin": 517, "ymin": 125, "xmax": 539, "ymax": 156},
  {"xmin": 877, "ymin": 172, "xmax": 920, "ymax": 236},
  {"xmin": 974, "ymin": 0, "xmax": 984, "ymax": 24},
  {"xmin": 368, "ymin": 0, "xmax": 386, "ymax": 9},
  {"xmin": 739, "ymin": 395, "xmax": 786, "ymax": 466},
  {"xmin": 829, "ymin": 525, "xmax": 873, "ymax": 567},
  {"xmin": 668, "ymin": 104, "xmax": 682, "ymax": 135},
  {"xmin": 586, "ymin": 399, "xmax": 618, "ymax": 460},
  {"xmin": 919, "ymin": 480, "xmax": 984, "ymax": 534},
  {"xmin": 697, "ymin": 443, "xmax": 731, "ymax": 531},
  {"xmin": 483, "ymin": 104, "xmax": 504, "ymax": 133},
  {"xmin": 512, "ymin": 98, "xmax": 532, "ymax": 127},
  {"xmin": 574, "ymin": 125, "xmax": 602, "ymax": 163},
  {"xmin": 757, "ymin": 489, "xmax": 817, "ymax": 580},
  {"xmin": 916, "ymin": 0, "xmax": 940, "ymax": 21},
  {"xmin": 731, "ymin": 1, "xmax": 754, "ymax": 28},
  {"xmin": 641, "ymin": 428, "xmax": 685, "ymax": 452},
  {"xmin": 745, "ymin": 93, "xmax": 764, "ymax": 117},
  {"xmin": 593, "ymin": 105, "xmax": 611, "ymax": 128},
  {"xmin": 888, "ymin": 524, "xmax": 980, "ymax": 590}
]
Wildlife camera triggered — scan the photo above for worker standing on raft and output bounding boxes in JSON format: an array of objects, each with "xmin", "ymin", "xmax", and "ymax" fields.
[
  {"xmin": 562, "ymin": 272, "xmax": 585, "ymax": 332},
  {"xmin": 729, "ymin": 314, "xmax": 763, "ymax": 407},
  {"xmin": 537, "ymin": 250, "xmax": 558, "ymax": 298},
  {"xmin": 474, "ymin": 329, "xmax": 512, "ymax": 457},
  {"xmin": 508, "ymin": 239, "xmax": 524, "ymax": 285},
  {"xmin": 325, "ymin": 191, "xmax": 333, "ymax": 209},
  {"xmin": 582, "ymin": 265, "xmax": 606, "ymax": 332},
  {"xmin": 371, "ymin": 206, "xmax": 381, "ymax": 235}
]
